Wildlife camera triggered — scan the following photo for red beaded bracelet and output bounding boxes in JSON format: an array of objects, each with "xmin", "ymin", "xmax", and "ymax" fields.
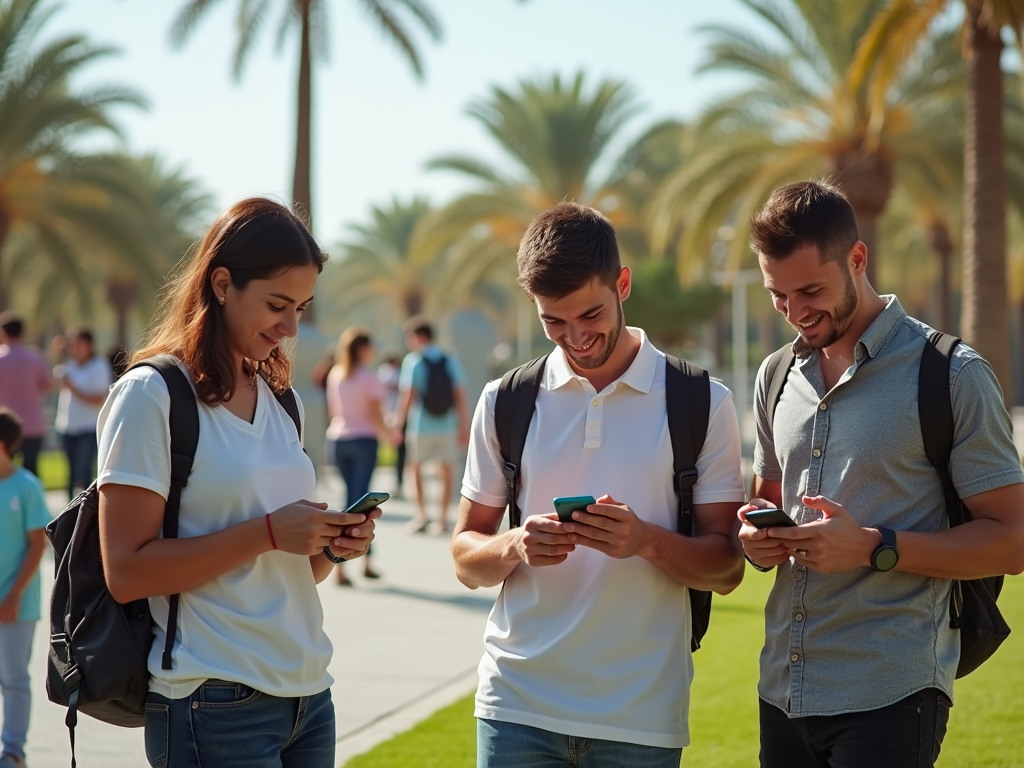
[{"xmin": 265, "ymin": 513, "xmax": 278, "ymax": 550}]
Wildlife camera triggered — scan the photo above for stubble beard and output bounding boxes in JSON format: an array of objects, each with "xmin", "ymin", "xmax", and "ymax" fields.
[
  {"xmin": 564, "ymin": 302, "xmax": 624, "ymax": 370},
  {"xmin": 807, "ymin": 270, "xmax": 858, "ymax": 350}
]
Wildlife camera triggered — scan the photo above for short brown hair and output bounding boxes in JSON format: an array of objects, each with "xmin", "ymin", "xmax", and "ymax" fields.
[
  {"xmin": 0, "ymin": 408, "xmax": 22, "ymax": 457},
  {"xmin": 335, "ymin": 326, "xmax": 373, "ymax": 378},
  {"xmin": 517, "ymin": 202, "xmax": 620, "ymax": 299},
  {"xmin": 750, "ymin": 180, "xmax": 858, "ymax": 264},
  {"xmin": 404, "ymin": 316, "xmax": 433, "ymax": 341},
  {"xmin": 132, "ymin": 198, "xmax": 327, "ymax": 405}
]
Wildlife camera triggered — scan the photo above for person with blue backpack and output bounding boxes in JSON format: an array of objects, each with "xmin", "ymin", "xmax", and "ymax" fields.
[
  {"xmin": 739, "ymin": 181, "xmax": 1024, "ymax": 768},
  {"xmin": 452, "ymin": 202, "xmax": 746, "ymax": 767},
  {"xmin": 94, "ymin": 198, "xmax": 380, "ymax": 768},
  {"xmin": 393, "ymin": 317, "xmax": 470, "ymax": 535}
]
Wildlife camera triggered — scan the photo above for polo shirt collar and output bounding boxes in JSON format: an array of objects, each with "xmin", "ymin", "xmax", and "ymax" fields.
[
  {"xmin": 547, "ymin": 327, "xmax": 659, "ymax": 394},
  {"xmin": 792, "ymin": 294, "xmax": 905, "ymax": 361}
]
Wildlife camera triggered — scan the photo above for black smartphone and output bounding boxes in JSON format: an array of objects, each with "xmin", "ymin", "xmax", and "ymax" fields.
[
  {"xmin": 744, "ymin": 508, "xmax": 797, "ymax": 529},
  {"xmin": 552, "ymin": 495, "xmax": 596, "ymax": 522},
  {"xmin": 343, "ymin": 492, "xmax": 390, "ymax": 516}
]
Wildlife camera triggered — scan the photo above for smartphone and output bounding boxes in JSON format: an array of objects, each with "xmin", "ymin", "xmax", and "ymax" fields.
[
  {"xmin": 744, "ymin": 508, "xmax": 797, "ymax": 529},
  {"xmin": 552, "ymin": 495, "xmax": 596, "ymax": 523},
  {"xmin": 343, "ymin": 491, "xmax": 390, "ymax": 516}
]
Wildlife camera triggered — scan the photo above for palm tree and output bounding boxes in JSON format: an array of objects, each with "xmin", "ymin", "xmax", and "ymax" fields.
[
  {"xmin": 325, "ymin": 196, "xmax": 438, "ymax": 322},
  {"xmin": 649, "ymin": 0, "xmax": 962, "ymax": 287},
  {"xmin": 170, "ymin": 0, "xmax": 442, "ymax": 230},
  {"xmin": 854, "ymin": 0, "xmax": 1024, "ymax": 400},
  {"xmin": 0, "ymin": 0, "xmax": 147, "ymax": 310},
  {"xmin": 414, "ymin": 72, "xmax": 652, "ymax": 295}
]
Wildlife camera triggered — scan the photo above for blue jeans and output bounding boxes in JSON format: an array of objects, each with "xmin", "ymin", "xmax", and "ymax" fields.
[
  {"xmin": 477, "ymin": 719, "xmax": 683, "ymax": 768},
  {"xmin": 334, "ymin": 437, "xmax": 378, "ymax": 553},
  {"xmin": 144, "ymin": 682, "xmax": 334, "ymax": 768},
  {"xmin": 0, "ymin": 621, "xmax": 35, "ymax": 761},
  {"xmin": 62, "ymin": 430, "xmax": 97, "ymax": 498}
]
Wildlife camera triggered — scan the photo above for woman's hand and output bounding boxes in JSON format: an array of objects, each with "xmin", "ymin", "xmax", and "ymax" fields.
[
  {"xmin": 326, "ymin": 506, "xmax": 382, "ymax": 561},
  {"xmin": 268, "ymin": 500, "xmax": 369, "ymax": 556}
]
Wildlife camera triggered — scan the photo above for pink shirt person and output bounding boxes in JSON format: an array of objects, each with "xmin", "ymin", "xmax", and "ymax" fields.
[
  {"xmin": 325, "ymin": 366, "xmax": 384, "ymax": 441},
  {"xmin": 0, "ymin": 342, "xmax": 52, "ymax": 438}
]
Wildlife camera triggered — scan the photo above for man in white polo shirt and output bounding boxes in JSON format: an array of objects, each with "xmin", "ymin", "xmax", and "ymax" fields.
[{"xmin": 452, "ymin": 202, "xmax": 746, "ymax": 766}]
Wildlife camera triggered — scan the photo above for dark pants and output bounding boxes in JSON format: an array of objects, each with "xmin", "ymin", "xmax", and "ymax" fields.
[
  {"xmin": 17, "ymin": 436, "xmax": 42, "ymax": 477},
  {"xmin": 333, "ymin": 437, "xmax": 378, "ymax": 554},
  {"xmin": 63, "ymin": 431, "xmax": 97, "ymax": 499},
  {"xmin": 395, "ymin": 422, "xmax": 407, "ymax": 488},
  {"xmin": 760, "ymin": 689, "xmax": 951, "ymax": 768}
]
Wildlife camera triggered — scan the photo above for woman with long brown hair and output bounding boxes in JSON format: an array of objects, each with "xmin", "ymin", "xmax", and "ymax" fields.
[
  {"xmin": 325, "ymin": 326, "xmax": 387, "ymax": 584},
  {"xmin": 95, "ymin": 198, "xmax": 378, "ymax": 768}
]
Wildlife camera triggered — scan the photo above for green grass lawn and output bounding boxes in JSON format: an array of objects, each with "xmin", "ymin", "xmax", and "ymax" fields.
[
  {"xmin": 21, "ymin": 449, "xmax": 68, "ymax": 492},
  {"xmin": 343, "ymin": 572, "xmax": 1024, "ymax": 768}
]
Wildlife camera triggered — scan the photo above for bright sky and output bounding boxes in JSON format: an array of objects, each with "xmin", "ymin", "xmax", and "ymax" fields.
[{"xmin": 51, "ymin": 0, "xmax": 764, "ymax": 245}]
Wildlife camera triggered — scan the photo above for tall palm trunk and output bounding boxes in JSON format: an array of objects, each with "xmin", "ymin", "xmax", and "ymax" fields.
[
  {"xmin": 293, "ymin": 0, "xmax": 313, "ymax": 225},
  {"xmin": 926, "ymin": 219, "xmax": 954, "ymax": 333},
  {"xmin": 293, "ymin": 0, "xmax": 314, "ymax": 323},
  {"xmin": 962, "ymin": 2, "xmax": 1010, "ymax": 401},
  {"xmin": 827, "ymin": 150, "xmax": 893, "ymax": 288},
  {"xmin": 0, "ymin": 210, "xmax": 8, "ymax": 311}
]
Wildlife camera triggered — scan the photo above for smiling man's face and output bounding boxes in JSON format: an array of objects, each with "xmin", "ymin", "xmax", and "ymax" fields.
[
  {"xmin": 534, "ymin": 270, "xmax": 629, "ymax": 372},
  {"xmin": 760, "ymin": 243, "xmax": 858, "ymax": 350}
]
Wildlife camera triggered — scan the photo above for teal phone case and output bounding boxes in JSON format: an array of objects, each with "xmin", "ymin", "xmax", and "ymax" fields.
[{"xmin": 552, "ymin": 495, "xmax": 596, "ymax": 522}]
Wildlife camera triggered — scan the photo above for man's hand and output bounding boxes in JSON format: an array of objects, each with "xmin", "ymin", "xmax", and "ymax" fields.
[
  {"xmin": 737, "ymin": 499, "xmax": 792, "ymax": 568},
  {"xmin": 0, "ymin": 590, "xmax": 21, "ymax": 623},
  {"xmin": 764, "ymin": 495, "xmax": 880, "ymax": 573},
  {"xmin": 562, "ymin": 494, "xmax": 652, "ymax": 560},
  {"xmin": 515, "ymin": 513, "xmax": 576, "ymax": 567}
]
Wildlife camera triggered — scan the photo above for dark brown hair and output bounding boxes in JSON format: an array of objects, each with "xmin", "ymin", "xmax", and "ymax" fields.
[
  {"xmin": 517, "ymin": 202, "xmax": 620, "ymax": 299},
  {"xmin": 335, "ymin": 326, "xmax": 373, "ymax": 379},
  {"xmin": 404, "ymin": 315, "xmax": 433, "ymax": 341},
  {"xmin": 0, "ymin": 312, "xmax": 23, "ymax": 339},
  {"xmin": 0, "ymin": 408, "xmax": 22, "ymax": 456},
  {"xmin": 132, "ymin": 197, "xmax": 327, "ymax": 404},
  {"xmin": 750, "ymin": 180, "xmax": 859, "ymax": 265}
]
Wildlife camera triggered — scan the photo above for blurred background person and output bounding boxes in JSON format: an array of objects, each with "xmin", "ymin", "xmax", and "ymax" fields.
[
  {"xmin": 378, "ymin": 351, "xmax": 406, "ymax": 499},
  {"xmin": 0, "ymin": 313, "xmax": 52, "ymax": 478},
  {"xmin": 326, "ymin": 326, "xmax": 386, "ymax": 584},
  {"xmin": 394, "ymin": 317, "xmax": 470, "ymax": 535},
  {"xmin": 53, "ymin": 327, "xmax": 112, "ymax": 499}
]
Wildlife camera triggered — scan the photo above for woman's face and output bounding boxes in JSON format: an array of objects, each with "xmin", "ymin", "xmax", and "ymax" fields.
[
  {"xmin": 358, "ymin": 341, "xmax": 376, "ymax": 367},
  {"xmin": 213, "ymin": 264, "xmax": 319, "ymax": 363}
]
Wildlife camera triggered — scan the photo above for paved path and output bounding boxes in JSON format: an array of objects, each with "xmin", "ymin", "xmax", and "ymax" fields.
[{"xmin": 11, "ymin": 466, "xmax": 497, "ymax": 768}]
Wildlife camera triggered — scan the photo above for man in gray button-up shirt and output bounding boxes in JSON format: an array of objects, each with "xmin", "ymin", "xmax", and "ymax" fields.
[{"xmin": 739, "ymin": 181, "xmax": 1024, "ymax": 768}]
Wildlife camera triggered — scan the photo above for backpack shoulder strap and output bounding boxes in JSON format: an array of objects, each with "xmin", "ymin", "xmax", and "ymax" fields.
[
  {"xmin": 495, "ymin": 355, "xmax": 548, "ymax": 528},
  {"xmin": 919, "ymin": 331, "xmax": 962, "ymax": 524},
  {"xmin": 274, "ymin": 388, "xmax": 302, "ymax": 441},
  {"xmin": 664, "ymin": 355, "xmax": 710, "ymax": 537},
  {"xmin": 126, "ymin": 354, "xmax": 199, "ymax": 671},
  {"xmin": 764, "ymin": 344, "xmax": 796, "ymax": 430}
]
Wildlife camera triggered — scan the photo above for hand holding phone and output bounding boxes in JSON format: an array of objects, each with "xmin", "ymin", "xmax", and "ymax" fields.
[
  {"xmin": 744, "ymin": 508, "xmax": 797, "ymax": 530},
  {"xmin": 323, "ymin": 492, "xmax": 389, "ymax": 561},
  {"xmin": 552, "ymin": 495, "xmax": 596, "ymax": 522}
]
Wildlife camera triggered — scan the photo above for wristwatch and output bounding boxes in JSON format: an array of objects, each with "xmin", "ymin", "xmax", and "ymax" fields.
[
  {"xmin": 323, "ymin": 545, "xmax": 347, "ymax": 563},
  {"xmin": 870, "ymin": 527, "xmax": 899, "ymax": 572}
]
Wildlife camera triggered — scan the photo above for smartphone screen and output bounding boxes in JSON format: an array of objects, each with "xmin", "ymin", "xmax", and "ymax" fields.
[
  {"xmin": 744, "ymin": 508, "xmax": 797, "ymax": 529},
  {"xmin": 552, "ymin": 495, "xmax": 596, "ymax": 522}
]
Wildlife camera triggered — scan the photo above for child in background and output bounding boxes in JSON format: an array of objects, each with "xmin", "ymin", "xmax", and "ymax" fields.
[{"xmin": 0, "ymin": 408, "xmax": 50, "ymax": 768}]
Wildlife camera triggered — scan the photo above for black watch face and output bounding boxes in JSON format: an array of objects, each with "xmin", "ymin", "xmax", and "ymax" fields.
[{"xmin": 874, "ymin": 548, "xmax": 899, "ymax": 572}]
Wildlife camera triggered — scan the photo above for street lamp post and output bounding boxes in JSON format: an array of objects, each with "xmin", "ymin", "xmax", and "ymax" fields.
[{"xmin": 712, "ymin": 270, "xmax": 762, "ymax": 447}]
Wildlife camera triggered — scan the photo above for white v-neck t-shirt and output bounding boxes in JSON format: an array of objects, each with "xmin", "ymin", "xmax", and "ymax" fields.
[
  {"xmin": 461, "ymin": 328, "xmax": 744, "ymax": 749},
  {"xmin": 96, "ymin": 363, "xmax": 333, "ymax": 700}
]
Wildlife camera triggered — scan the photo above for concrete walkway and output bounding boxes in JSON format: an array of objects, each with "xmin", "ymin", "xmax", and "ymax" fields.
[{"xmin": 11, "ymin": 466, "xmax": 498, "ymax": 768}]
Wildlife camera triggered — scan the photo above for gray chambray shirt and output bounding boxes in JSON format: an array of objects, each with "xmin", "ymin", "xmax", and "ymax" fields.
[{"xmin": 752, "ymin": 296, "xmax": 1024, "ymax": 717}]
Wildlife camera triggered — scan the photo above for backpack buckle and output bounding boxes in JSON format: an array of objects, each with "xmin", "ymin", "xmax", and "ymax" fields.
[
  {"xmin": 62, "ymin": 664, "xmax": 81, "ymax": 690},
  {"xmin": 674, "ymin": 468, "xmax": 698, "ymax": 493},
  {"xmin": 502, "ymin": 461, "xmax": 518, "ymax": 487}
]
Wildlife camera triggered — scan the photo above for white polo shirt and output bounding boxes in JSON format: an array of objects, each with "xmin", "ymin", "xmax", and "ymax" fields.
[{"xmin": 461, "ymin": 328, "xmax": 744, "ymax": 749}]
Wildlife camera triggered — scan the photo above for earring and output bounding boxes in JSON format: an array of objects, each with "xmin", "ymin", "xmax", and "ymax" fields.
[{"xmin": 217, "ymin": 296, "xmax": 225, "ymax": 305}]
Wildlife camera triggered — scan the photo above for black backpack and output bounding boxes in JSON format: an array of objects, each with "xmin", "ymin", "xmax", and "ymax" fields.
[
  {"xmin": 763, "ymin": 331, "xmax": 1009, "ymax": 678},
  {"xmin": 495, "ymin": 353, "xmax": 713, "ymax": 652},
  {"xmin": 45, "ymin": 356, "xmax": 301, "ymax": 766},
  {"xmin": 421, "ymin": 354, "xmax": 455, "ymax": 415}
]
